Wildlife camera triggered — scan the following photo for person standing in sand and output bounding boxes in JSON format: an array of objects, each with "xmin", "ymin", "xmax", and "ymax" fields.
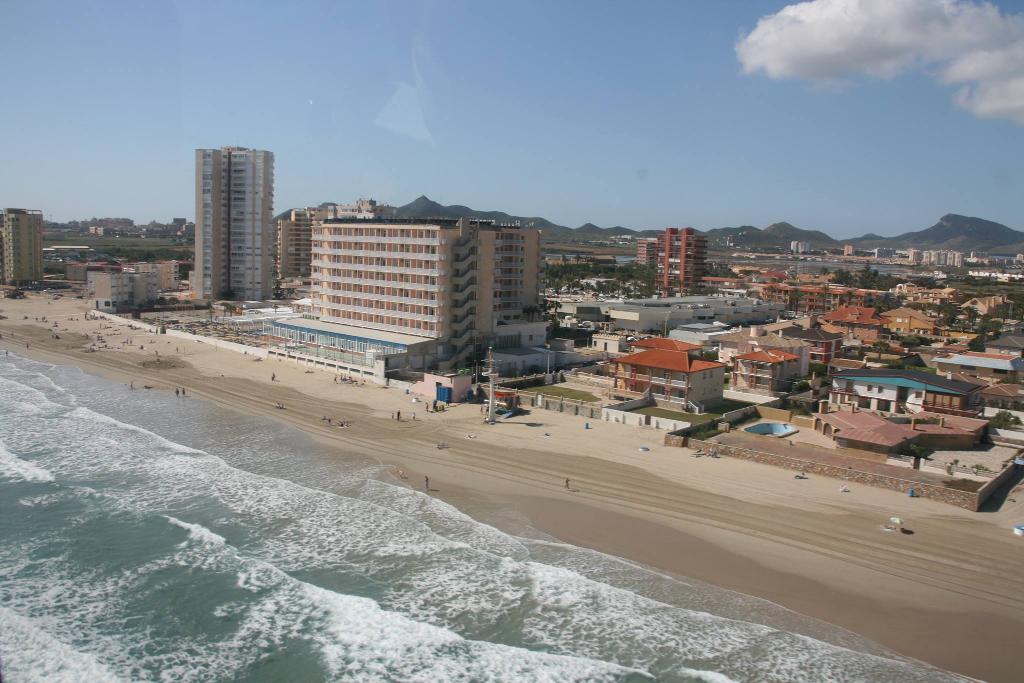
[
  {"xmin": 424, "ymin": 476, "xmax": 429, "ymax": 491},
  {"xmin": 565, "ymin": 477, "xmax": 571, "ymax": 490}
]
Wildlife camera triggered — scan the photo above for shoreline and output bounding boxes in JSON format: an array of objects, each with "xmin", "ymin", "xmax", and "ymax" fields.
[{"xmin": 3, "ymin": 298, "xmax": 1024, "ymax": 681}]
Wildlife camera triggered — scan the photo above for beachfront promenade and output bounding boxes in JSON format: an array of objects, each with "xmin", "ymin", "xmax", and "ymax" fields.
[{"xmin": 3, "ymin": 293, "xmax": 1024, "ymax": 682}]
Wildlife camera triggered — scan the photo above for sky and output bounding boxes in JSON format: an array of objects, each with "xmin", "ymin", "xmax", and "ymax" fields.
[{"xmin": 1, "ymin": 0, "xmax": 1022, "ymax": 238}]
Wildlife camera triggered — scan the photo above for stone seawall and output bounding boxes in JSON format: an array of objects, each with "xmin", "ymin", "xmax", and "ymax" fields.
[{"xmin": 665, "ymin": 434, "xmax": 984, "ymax": 510}]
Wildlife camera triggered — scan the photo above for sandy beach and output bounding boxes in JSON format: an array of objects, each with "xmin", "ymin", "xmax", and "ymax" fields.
[{"xmin": 3, "ymin": 294, "xmax": 1023, "ymax": 682}]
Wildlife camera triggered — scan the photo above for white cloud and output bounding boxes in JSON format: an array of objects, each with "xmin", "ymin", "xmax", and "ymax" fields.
[{"xmin": 736, "ymin": 0, "xmax": 1024, "ymax": 123}]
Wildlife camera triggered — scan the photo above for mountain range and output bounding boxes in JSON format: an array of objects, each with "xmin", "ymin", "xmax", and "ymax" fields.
[{"xmin": 387, "ymin": 196, "xmax": 1023, "ymax": 253}]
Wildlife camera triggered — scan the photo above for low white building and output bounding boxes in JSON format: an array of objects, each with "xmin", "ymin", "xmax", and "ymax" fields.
[
  {"xmin": 556, "ymin": 294, "xmax": 783, "ymax": 333},
  {"xmin": 88, "ymin": 271, "xmax": 159, "ymax": 312}
]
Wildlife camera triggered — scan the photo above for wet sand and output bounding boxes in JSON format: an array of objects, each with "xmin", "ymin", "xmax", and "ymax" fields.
[{"xmin": 3, "ymin": 295, "xmax": 1023, "ymax": 681}]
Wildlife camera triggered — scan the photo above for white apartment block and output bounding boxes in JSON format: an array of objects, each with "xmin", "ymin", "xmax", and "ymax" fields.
[
  {"xmin": 193, "ymin": 147, "xmax": 274, "ymax": 300},
  {"xmin": 88, "ymin": 271, "xmax": 159, "ymax": 312},
  {"xmin": 270, "ymin": 217, "xmax": 543, "ymax": 371}
]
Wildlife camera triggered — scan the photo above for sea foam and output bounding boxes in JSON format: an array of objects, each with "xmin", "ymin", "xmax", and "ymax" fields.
[{"xmin": 0, "ymin": 439, "xmax": 54, "ymax": 482}]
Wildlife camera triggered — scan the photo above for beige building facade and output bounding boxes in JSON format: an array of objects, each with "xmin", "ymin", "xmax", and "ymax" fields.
[
  {"xmin": 1, "ymin": 208, "xmax": 44, "ymax": 285},
  {"xmin": 311, "ymin": 217, "xmax": 542, "ymax": 367},
  {"xmin": 276, "ymin": 208, "xmax": 314, "ymax": 280},
  {"xmin": 193, "ymin": 147, "xmax": 274, "ymax": 300},
  {"xmin": 131, "ymin": 261, "xmax": 179, "ymax": 291}
]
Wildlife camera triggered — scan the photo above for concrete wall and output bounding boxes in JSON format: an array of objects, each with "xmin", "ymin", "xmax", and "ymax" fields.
[
  {"xmin": 600, "ymin": 398, "xmax": 691, "ymax": 431},
  {"xmin": 516, "ymin": 391, "xmax": 605, "ymax": 419},
  {"xmin": 661, "ymin": 434, "xmax": 998, "ymax": 511},
  {"xmin": 756, "ymin": 405, "xmax": 793, "ymax": 422},
  {"xmin": 720, "ymin": 404, "xmax": 758, "ymax": 423},
  {"xmin": 568, "ymin": 371, "xmax": 614, "ymax": 390}
]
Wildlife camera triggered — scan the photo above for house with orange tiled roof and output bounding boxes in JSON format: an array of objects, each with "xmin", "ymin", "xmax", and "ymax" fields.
[
  {"xmin": 628, "ymin": 337, "xmax": 703, "ymax": 353},
  {"xmin": 612, "ymin": 346, "xmax": 726, "ymax": 411},
  {"xmin": 730, "ymin": 349, "xmax": 802, "ymax": 395},
  {"xmin": 961, "ymin": 295, "xmax": 1008, "ymax": 317},
  {"xmin": 821, "ymin": 306, "xmax": 885, "ymax": 342},
  {"xmin": 880, "ymin": 307, "xmax": 937, "ymax": 337}
]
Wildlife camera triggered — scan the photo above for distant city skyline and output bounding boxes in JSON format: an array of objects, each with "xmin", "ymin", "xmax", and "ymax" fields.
[{"xmin": 1, "ymin": 0, "xmax": 1022, "ymax": 237}]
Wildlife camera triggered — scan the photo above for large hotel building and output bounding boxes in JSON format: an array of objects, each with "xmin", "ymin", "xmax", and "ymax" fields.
[
  {"xmin": 193, "ymin": 147, "xmax": 274, "ymax": 300},
  {"xmin": 265, "ymin": 217, "xmax": 544, "ymax": 375}
]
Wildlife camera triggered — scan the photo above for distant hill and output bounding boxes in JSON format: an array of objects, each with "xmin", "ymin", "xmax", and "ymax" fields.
[
  {"xmin": 391, "ymin": 196, "xmax": 661, "ymax": 241},
  {"xmin": 851, "ymin": 214, "xmax": 1024, "ymax": 253},
  {"xmin": 336, "ymin": 198, "xmax": 1024, "ymax": 253},
  {"xmin": 702, "ymin": 222, "xmax": 839, "ymax": 249}
]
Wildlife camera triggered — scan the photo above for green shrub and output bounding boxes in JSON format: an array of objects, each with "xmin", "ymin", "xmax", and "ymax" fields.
[{"xmin": 989, "ymin": 410, "xmax": 1021, "ymax": 429}]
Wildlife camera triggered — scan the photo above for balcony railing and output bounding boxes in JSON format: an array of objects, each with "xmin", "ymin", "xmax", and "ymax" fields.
[{"xmin": 314, "ymin": 247, "xmax": 441, "ymax": 261}]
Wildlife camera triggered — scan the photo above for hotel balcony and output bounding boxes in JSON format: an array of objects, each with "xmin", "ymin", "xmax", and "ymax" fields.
[
  {"xmin": 314, "ymin": 273, "xmax": 440, "ymax": 291},
  {"xmin": 315, "ymin": 247, "xmax": 441, "ymax": 261},
  {"xmin": 327, "ymin": 303, "xmax": 439, "ymax": 323},
  {"xmin": 316, "ymin": 234, "xmax": 441, "ymax": 246},
  {"xmin": 319, "ymin": 315, "xmax": 440, "ymax": 339}
]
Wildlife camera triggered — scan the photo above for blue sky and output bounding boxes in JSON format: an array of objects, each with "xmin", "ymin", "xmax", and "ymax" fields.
[{"xmin": 1, "ymin": 0, "xmax": 1021, "ymax": 237}]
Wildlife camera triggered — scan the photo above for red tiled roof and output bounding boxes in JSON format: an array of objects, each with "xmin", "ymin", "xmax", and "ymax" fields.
[
  {"xmin": 630, "ymin": 337, "xmax": 702, "ymax": 352},
  {"xmin": 838, "ymin": 427, "xmax": 912, "ymax": 447},
  {"xmin": 735, "ymin": 349, "xmax": 800, "ymax": 363},
  {"xmin": 617, "ymin": 349, "xmax": 724, "ymax": 373},
  {"xmin": 822, "ymin": 306, "xmax": 883, "ymax": 325},
  {"xmin": 980, "ymin": 383, "xmax": 1023, "ymax": 397}
]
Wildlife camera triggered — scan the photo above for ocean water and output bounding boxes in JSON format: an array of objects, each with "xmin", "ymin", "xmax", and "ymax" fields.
[{"xmin": 0, "ymin": 353, "xmax": 965, "ymax": 682}]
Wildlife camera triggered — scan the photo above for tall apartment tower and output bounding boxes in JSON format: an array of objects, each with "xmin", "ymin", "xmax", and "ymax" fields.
[
  {"xmin": 656, "ymin": 227, "xmax": 706, "ymax": 296},
  {"xmin": 636, "ymin": 238, "xmax": 659, "ymax": 267},
  {"xmin": 276, "ymin": 208, "xmax": 314, "ymax": 280},
  {"xmin": 311, "ymin": 217, "xmax": 542, "ymax": 365},
  {"xmin": 193, "ymin": 147, "xmax": 274, "ymax": 300},
  {"xmin": 0, "ymin": 208, "xmax": 44, "ymax": 285}
]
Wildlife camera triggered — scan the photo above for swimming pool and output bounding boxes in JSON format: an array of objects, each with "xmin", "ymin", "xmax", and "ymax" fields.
[{"xmin": 744, "ymin": 422, "xmax": 798, "ymax": 437}]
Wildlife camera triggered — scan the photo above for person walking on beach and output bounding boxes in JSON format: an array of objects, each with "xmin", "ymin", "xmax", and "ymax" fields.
[
  {"xmin": 565, "ymin": 477, "xmax": 571, "ymax": 490},
  {"xmin": 396, "ymin": 410, "xmax": 401, "ymax": 421},
  {"xmin": 175, "ymin": 388, "xmax": 179, "ymax": 397},
  {"xmin": 424, "ymin": 475, "xmax": 430, "ymax": 491},
  {"xmin": 271, "ymin": 372, "xmax": 276, "ymax": 382}
]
